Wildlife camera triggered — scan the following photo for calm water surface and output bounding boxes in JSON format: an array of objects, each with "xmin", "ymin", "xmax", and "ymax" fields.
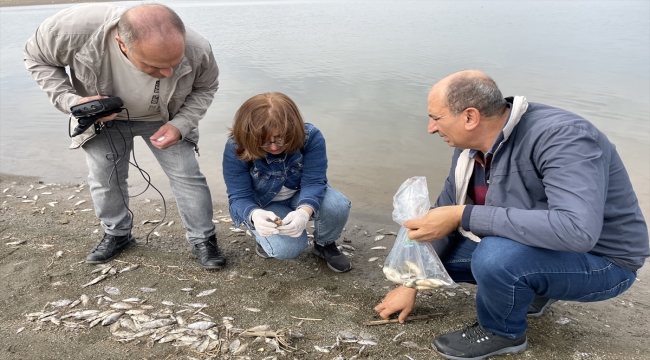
[{"xmin": 1, "ymin": 0, "xmax": 648, "ymax": 223}]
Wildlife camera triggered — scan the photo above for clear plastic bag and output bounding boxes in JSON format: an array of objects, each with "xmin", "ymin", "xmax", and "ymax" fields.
[{"xmin": 383, "ymin": 177, "xmax": 457, "ymax": 289}]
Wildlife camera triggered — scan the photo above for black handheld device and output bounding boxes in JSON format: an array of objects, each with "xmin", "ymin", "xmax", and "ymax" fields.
[{"xmin": 70, "ymin": 96, "xmax": 124, "ymax": 137}]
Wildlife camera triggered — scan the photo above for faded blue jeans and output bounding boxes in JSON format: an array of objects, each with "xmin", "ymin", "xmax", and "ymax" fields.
[
  {"xmin": 440, "ymin": 236, "xmax": 637, "ymax": 338},
  {"xmin": 82, "ymin": 121, "xmax": 216, "ymax": 245},
  {"xmin": 248, "ymin": 186, "xmax": 351, "ymax": 259}
]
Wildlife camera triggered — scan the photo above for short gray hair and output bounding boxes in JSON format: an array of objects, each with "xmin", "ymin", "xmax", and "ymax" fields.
[
  {"xmin": 117, "ymin": 4, "xmax": 185, "ymax": 51},
  {"xmin": 445, "ymin": 74, "xmax": 507, "ymax": 118}
]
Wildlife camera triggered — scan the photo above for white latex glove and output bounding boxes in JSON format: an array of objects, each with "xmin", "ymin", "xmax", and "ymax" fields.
[
  {"xmin": 251, "ymin": 209, "xmax": 280, "ymax": 237},
  {"xmin": 277, "ymin": 209, "xmax": 311, "ymax": 237}
]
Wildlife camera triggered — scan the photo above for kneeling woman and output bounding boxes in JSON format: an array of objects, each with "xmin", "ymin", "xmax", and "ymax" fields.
[{"xmin": 222, "ymin": 92, "xmax": 352, "ymax": 272}]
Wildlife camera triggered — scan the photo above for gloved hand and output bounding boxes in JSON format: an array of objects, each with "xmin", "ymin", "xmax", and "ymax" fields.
[
  {"xmin": 277, "ymin": 209, "xmax": 311, "ymax": 237},
  {"xmin": 251, "ymin": 209, "xmax": 280, "ymax": 237}
]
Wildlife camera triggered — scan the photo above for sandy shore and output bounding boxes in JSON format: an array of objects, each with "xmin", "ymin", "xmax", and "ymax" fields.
[{"xmin": 1, "ymin": 172, "xmax": 649, "ymax": 359}]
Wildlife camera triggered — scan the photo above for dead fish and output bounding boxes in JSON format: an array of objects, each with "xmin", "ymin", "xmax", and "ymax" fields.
[
  {"xmin": 229, "ymin": 227, "xmax": 245, "ymax": 233},
  {"xmin": 374, "ymin": 235, "xmax": 385, "ymax": 241},
  {"xmin": 357, "ymin": 339, "xmax": 377, "ymax": 346},
  {"xmin": 140, "ymin": 305, "xmax": 155, "ymax": 310},
  {"xmin": 74, "ymin": 200, "xmax": 86, "ymax": 206},
  {"xmin": 340, "ymin": 244, "xmax": 355, "ymax": 251},
  {"xmin": 49, "ymin": 299, "xmax": 74, "ymax": 307},
  {"xmin": 67, "ymin": 195, "xmax": 75, "ymax": 200},
  {"xmin": 110, "ymin": 302, "xmax": 133, "ymax": 310},
  {"xmin": 47, "ymin": 202, "xmax": 57, "ymax": 207},
  {"xmin": 185, "ymin": 303, "xmax": 209, "ymax": 308},
  {"xmin": 187, "ymin": 321, "xmax": 217, "ymax": 330},
  {"xmin": 139, "ymin": 287, "xmax": 157, "ymax": 293},
  {"xmin": 80, "ymin": 294, "xmax": 90, "ymax": 306},
  {"xmin": 314, "ymin": 345, "xmax": 331, "ymax": 353},
  {"xmin": 5, "ymin": 240, "xmax": 26, "ymax": 246},
  {"xmin": 244, "ymin": 307, "xmax": 261, "ymax": 312},
  {"xmin": 125, "ymin": 309, "xmax": 146, "ymax": 315},
  {"xmin": 180, "ymin": 288, "xmax": 194, "ymax": 292},
  {"xmin": 158, "ymin": 333, "xmax": 184, "ymax": 343},
  {"xmin": 140, "ymin": 318, "xmax": 176, "ymax": 329},
  {"xmin": 368, "ymin": 257, "xmax": 380, "ymax": 262},
  {"xmin": 16, "ymin": 327, "xmax": 25, "ymax": 334},
  {"xmin": 101, "ymin": 312, "xmax": 124, "ymax": 326},
  {"xmin": 196, "ymin": 289, "xmax": 216, "ymax": 297},
  {"xmin": 55, "ymin": 250, "xmax": 64, "ymax": 258},
  {"xmin": 121, "ymin": 298, "xmax": 142, "ymax": 303},
  {"xmin": 68, "ymin": 299, "xmax": 81, "ymax": 308},
  {"xmin": 371, "ymin": 246, "xmax": 387, "ymax": 250},
  {"xmin": 118, "ymin": 264, "xmax": 139, "ymax": 273},
  {"xmin": 104, "ymin": 286, "xmax": 120, "ymax": 295}
]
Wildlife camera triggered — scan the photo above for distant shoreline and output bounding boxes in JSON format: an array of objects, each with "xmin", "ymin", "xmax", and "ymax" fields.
[{"xmin": 0, "ymin": 0, "xmax": 127, "ymax": 7}]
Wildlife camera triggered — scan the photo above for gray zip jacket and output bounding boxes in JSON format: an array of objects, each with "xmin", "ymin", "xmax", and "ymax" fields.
[
  {"xmin": 436, "ymin": 96, "xmax": 649, "ymax": 271},
  {"xmin": 23, "ymin": 3, "xmax": 219, "ymax": 149}
]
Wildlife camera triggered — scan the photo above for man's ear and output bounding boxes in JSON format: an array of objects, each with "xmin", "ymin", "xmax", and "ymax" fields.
[
  {"xmin": 464, "ymin": 107, "xmax": 480, "ymax": 130},
  {"xmin": 115, "ymin": 35, "xmax": 129, "ymax": 55}
]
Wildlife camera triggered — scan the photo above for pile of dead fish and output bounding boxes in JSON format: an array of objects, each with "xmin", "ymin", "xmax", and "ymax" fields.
[{"xmin": 22, "ymin": 263, "xmax": 303, "ymax": 357}]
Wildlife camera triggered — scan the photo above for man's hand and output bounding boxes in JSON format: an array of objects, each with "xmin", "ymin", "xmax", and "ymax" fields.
[
  {"xmin": 374, "ymin": 286, "xmax": 418, "ymax": 323},
  {"xmin": 150, "ymin": 124, "xmax": 182, "ymax": 150},
  {"xmin": 76, "ymin": 95, "xmax": 118, "ymax": 123},
  {"xmin": 251, "ymin": 209, "xmax": 280, "ymax": 237},
  {"xmin": 277, "ymin": 208, "xmax": 311, "ymax": 237},
  {"xmin": 404, "ymin": 205, "xmax": 465, "ymax": 242}
]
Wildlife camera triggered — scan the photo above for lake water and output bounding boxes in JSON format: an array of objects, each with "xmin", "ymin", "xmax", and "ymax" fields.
[{"xmin": 1, "ymin": 0, "xmax": 649, "ymax": 224}]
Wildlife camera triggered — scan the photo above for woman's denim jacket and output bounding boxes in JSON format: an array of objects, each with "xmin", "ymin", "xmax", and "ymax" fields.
[{"xmin": 223, "ymin": 123, "xmax": 328, "ymax": 229}]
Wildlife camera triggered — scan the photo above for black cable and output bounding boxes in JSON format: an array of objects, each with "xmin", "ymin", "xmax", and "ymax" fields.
[{"xmin": 99, "ymin": 108, "xmax": 167, "ymax": 246}]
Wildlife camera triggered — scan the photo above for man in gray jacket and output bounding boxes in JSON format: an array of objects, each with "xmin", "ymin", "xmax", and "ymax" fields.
[
  {"xmin": 24, "ymin": 3, "xmax": 226, "ymax": 270},
  {"xmin": 375, "ymin": 70, "xmax": 649, "ymax": 359}
]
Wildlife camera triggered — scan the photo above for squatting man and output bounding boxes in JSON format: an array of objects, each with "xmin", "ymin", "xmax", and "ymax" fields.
[
  {"xmin": 374, "ymin": 70, "xmax": 649, "ymax": 359},
  {"xmin": 24, "ymin": 4, "xmax": 226, "ymax": 270}
]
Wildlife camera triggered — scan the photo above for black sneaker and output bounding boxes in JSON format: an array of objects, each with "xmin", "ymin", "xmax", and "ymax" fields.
[
  {"xmin": 527, "ymin": 296, "xmax": 557, "ymax": 317},
  {"xmin": 255, "ymin": 243, "xmax": 272, "ymax": 259},
  {"xmin": 312, "ymin": 242, "xmax": 351, "ymax": 273},
  {"xmin": 191, "ymin": 235, "xmax": 226, "ymax": 270},
  {"xmin": 432, "ymin": 322, "xmax": 527, "ymax": 360},
  {"xmin": 86, "ymin": 233, "xmax": 134, "ymax": 264}
]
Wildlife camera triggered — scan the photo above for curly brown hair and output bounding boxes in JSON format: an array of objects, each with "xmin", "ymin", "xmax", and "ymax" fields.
[{"xmin": 228, "ymin": 92, "xmax": 306, "ymax": 161}]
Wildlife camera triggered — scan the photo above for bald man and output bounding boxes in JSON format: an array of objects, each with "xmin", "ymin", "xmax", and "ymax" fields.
[
  {"xmin": 375, "ymin": 70, "xmax": 648, "ymax": 359},
  {"xmin": 24, "ymin": 3, "xmax": 226, "ymax": 270}
]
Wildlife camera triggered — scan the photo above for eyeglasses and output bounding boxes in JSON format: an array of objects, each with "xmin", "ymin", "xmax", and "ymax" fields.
[{"xmin": 260, "ymin": 136, "xmax": 286, "ymax": 149}]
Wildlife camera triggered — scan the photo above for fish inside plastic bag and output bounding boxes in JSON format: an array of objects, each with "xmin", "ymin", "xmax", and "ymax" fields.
[{"xmin": 383, "ymin": 176, "xmax": 457, "ymax": 289}]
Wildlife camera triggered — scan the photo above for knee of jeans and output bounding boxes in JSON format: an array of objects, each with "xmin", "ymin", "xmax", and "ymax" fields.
[
  {"xmin": 471, "ymin": 236, "xmax": 518, "ymax": 279},
  {"xmin": 273, "ymin": 243, "xmax": 309, "ymax": 260},
  {"xmin": 317, "ymin": 190, "xmax": 351, "ymax": 220}
]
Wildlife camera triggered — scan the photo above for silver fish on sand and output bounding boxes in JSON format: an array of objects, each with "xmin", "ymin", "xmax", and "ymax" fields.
[
  {"xmin": 81, "ymin": 274, "xmax": 108, "ymax": 288},
  {"xmin": 196, "ymin": 289, "xmax": 216, "ymax": 297}
]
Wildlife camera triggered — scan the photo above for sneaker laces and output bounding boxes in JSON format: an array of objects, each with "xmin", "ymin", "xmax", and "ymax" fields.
[
  {"xmin": 200, "ymin": 241, "xmax": 223, "ymax": 257},
  {"xmin": 92, "ymin": 234, "xmax": 115, "ymax": 252},
  {"xmin": 462, "ymin": 323, "xmax": 492, "ymax": 343}
]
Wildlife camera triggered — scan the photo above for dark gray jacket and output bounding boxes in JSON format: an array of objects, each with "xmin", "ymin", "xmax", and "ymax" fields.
[{"xmin": 436, "ymin": 96, "xmax": 649, "ymax": 271}]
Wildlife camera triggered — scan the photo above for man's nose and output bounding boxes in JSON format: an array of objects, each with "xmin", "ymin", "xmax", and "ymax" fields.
[
  {"xmin": 159, "ymin": 67, "xmax": 174, "ymax": 78},
  {"xmin": 428, "ymin": 119, "xmax": 438, "ymax": 134}
]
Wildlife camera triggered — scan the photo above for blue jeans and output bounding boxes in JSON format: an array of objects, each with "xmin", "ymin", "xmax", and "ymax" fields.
[
  {"xmin": 248, "ymin": 186, "xmax": 351, "ymax": 259},
  {"xmin": 441, "ymin": 236, "xmax": 637, "ymax": 338},
  {"xmin": 82, "ymin": 121, "xmax": 215, "ymax": 245}
]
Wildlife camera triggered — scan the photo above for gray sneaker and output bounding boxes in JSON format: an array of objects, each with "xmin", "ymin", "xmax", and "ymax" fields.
[
  {"xmin": 527, "ymin": 296, "xmax": 557, "ymax": 317},
  {"xmin": 312, "ymin": 242, "xmax": 351, "ymax": 273},
  {"xmin": 255, "ymin": 243, "xmax": 272, "ymax": 259},
  {"xmin": 432, "ymin": 322, "xmax": 527, "ymax": 360}
]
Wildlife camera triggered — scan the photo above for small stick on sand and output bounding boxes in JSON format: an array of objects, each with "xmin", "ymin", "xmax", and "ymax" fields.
[{"xmin": 363, "ymin": 313, "xmax": 443, "ymax": 326}]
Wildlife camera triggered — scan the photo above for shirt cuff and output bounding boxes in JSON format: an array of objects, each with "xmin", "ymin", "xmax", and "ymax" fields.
[{"xmin": 461, "ymin": 205, "xmax": 474, "ymax": 231}]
